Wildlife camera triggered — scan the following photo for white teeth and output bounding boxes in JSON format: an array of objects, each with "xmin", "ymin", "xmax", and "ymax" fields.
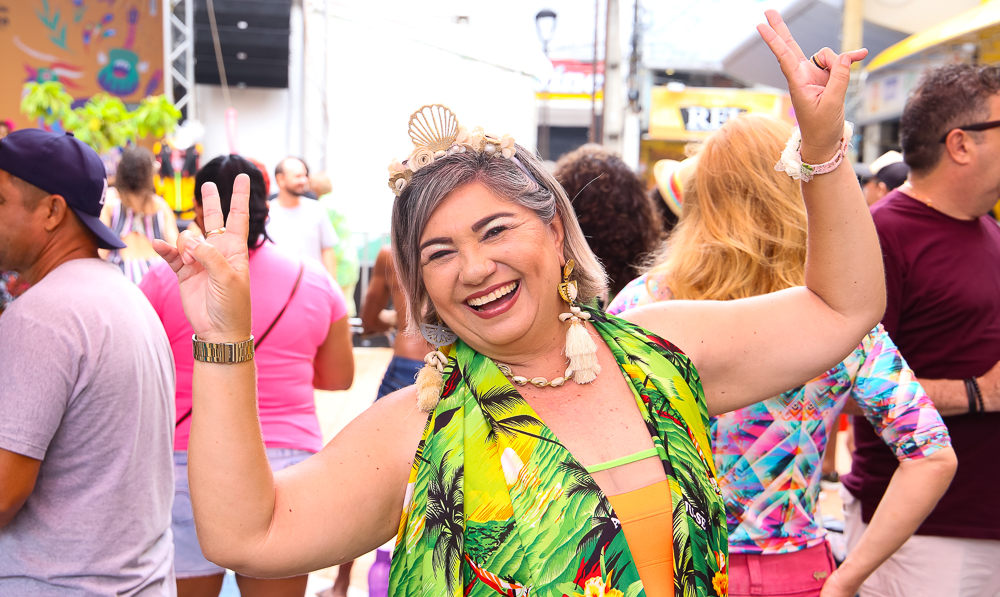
[{"xmin": 467, "ymin": 282, "xmax": 517, "ymax": 307}]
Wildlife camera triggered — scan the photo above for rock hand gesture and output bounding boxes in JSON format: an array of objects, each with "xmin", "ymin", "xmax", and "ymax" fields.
[{"xmin": 758, "ymin": 9, "xmax": 867, "ymax": 164}]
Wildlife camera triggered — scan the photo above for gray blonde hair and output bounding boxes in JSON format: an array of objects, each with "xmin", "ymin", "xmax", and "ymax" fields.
[{"xmin": 391, "ymin": 144, "xmax": 607, "ymax": 332}]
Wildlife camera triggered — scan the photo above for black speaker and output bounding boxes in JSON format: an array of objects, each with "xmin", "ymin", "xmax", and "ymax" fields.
[{"xmin": 193, "ymin": 0, "xmax": 292, "ymax": 89}]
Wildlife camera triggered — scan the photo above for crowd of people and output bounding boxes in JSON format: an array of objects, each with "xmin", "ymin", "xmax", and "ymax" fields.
[{"xmin": 0, "ymin": 9, "xmax": 998, "ymax": 597}]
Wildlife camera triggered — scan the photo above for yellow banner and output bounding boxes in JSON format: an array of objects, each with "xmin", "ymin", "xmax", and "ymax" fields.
[{"xmin": 648, "ymin": 87, "xmax": 794, "ymax": 142}]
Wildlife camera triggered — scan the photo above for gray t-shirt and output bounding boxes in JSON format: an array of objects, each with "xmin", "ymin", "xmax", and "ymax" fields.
[
  {"xmin": 265, "ymin": 198, "xmax": 339, "ymax": 264},
  {"xmin": 0, "ymin": 259, "xmax": 176, "ymax": 596}
]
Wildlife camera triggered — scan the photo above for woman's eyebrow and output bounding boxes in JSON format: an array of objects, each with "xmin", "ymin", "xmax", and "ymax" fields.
[
  {"xmin": 471, "ymin": 212, "xmax": 515, "ymax": 232},
  {"xmin": 419, "ymin": 212, "xmax": 517, "ymax": 251},
  {"xmin": 419, "ymin": 237, "xmax": 450, "ymax": 252}
]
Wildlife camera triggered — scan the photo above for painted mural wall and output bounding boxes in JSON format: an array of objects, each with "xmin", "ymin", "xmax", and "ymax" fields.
[{"xmin": 0, "ymin": 0, "xmax": 164, "ymax": 129}]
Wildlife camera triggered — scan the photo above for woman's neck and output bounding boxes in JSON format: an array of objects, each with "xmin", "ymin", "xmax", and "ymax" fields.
[
  {"xmin": 475, "ymin": 315, "xmax": 584, "ymax": 381},
  {"xmin": 120, "ymin": 190, "xmax": 154, "ymax": 214}
]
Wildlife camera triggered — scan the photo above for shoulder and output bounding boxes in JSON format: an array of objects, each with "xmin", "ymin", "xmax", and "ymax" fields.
[
  {"xmin": 138, "ymin": 261, "xmax": 177, "ymax": 300},
  {"xmin": 607, "ymin": 274, "xmax": 654, "ymax": 315},
  {"xmin": 104, "ymin": 186, "xmax": 123, "ymax": 207},
  {"xmin": 2, "ymin": 261, "xmax": 139, "ymax": 337},
  {"xmin": 152, "ymin": 195, "xmax": 174, "ymax": 215},
  {"xmin": 298, "ymin": 256, "xmax": 342, "ymax": 301}
]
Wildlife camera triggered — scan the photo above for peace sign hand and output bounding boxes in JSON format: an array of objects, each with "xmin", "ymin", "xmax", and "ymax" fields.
[
  {"xmin": 758, "ymin": 9, "xmax": 867, "ymax": 163},
  {"xmin": 152, "ymin": 174, "xmax": 252, "ymax": 344}
]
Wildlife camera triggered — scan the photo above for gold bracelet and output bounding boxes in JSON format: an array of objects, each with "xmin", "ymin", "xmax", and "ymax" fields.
[{"xmin": 192, "ymin": 334, "xmax": 255, "ymax": 364}]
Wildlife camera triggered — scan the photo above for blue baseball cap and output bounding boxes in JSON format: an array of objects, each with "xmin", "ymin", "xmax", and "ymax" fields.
[{"xmin": 0, "ymin": 129, "xmax": 126, "ymax": 249}]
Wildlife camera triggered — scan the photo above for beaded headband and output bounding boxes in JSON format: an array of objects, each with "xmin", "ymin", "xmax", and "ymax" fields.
[{"xmin": 388, "ymin": 105, "xmax": 521, "ymax": 196}]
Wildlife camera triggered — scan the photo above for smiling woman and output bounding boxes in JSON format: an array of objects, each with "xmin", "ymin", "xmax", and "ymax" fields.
[{"xmin": 151, "ymin": 10, "xmax": 885, "ymax": 597}]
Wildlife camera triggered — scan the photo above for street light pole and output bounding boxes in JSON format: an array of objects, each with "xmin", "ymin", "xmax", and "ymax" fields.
[
  {"xmin": 536, "ymin": 9, "xmax": 557, "ymax": 160},
  {"xmin": 590, "ymin": 0, "xmax": 600, "ymax": 144}
]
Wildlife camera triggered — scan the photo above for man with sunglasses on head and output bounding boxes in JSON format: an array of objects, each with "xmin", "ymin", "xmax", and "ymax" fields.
[
  {"xmin": 841, "ymin": 64, "xmax": 1000, "ymax": 596},
  {"xmin": 0, "ymin": 130, "xmax": 176, "ymax": 595}
]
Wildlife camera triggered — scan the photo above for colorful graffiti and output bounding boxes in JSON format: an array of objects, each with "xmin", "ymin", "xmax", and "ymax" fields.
[
  {"xmin": 15, "ymin": 36, "xmax": 85, "ymax": 88},
  {"xmin": 1, "ymin": 0, "xmax": 163, "ymax": 126},
  {"xmin": 82, "ymin": 13, "xmax": 116, "ymax": 49},
  {"xmin": 97, "ymin": 7, "xmax": 142, "ymax": 95},
  {"xmin": 35, "ymin": 0, "xmax": 69, "ymax": 50}
]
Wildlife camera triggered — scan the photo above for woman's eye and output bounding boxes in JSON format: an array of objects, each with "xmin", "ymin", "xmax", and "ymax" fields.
[
  {"xmin": 425, "ymin": 249, "xmax": 452, "ymax": 262},
  {"xmin": 484, "ymin": 225, "xmax": 508, "ymax": 239}
]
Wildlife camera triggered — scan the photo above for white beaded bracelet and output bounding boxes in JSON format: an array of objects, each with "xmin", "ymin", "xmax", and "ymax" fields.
[{"xmin": 775, "ymin": 121, "xmax": 854, "ymax": 183}]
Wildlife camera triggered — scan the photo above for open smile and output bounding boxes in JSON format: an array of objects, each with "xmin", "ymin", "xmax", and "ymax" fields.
[{"xmin": 465, "ymin": 281, "xmax": 520, "ymax": 318}]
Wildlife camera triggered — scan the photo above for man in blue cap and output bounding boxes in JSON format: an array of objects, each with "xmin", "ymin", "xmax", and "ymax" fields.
[{"xmin": 0, "ymin": 130, "xmax": 176, "ymax": 595}]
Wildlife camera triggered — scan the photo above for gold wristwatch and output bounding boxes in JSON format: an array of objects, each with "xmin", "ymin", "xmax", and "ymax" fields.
[{"xmin": 192, "ymin": 335, "xmax": 255, "ymax": 364}]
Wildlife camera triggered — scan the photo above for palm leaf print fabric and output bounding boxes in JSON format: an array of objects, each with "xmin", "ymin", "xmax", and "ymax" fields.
[{"xmin": 388, "ymin": 308, "xmax": 729, "ymax": 597}]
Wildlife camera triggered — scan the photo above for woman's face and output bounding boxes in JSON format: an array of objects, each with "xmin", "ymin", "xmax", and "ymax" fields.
[{"xmin": 419, "ymin": 182, "xmax": 566, "ymax": 357}]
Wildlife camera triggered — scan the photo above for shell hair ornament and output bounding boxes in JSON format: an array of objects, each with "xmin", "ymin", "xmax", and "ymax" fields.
[{"xmin": 388, "ymin": 104, "xmax": 518, "ymax": 196}]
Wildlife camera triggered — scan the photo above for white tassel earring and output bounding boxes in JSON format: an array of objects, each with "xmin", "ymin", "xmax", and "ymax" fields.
[
  {"xmin": 416, "ymin": 321, "xmax": 457, "ymax": 412},
  {"xmin": 558, "ymin": 260, "xmax": 601, "ymax": 384}
]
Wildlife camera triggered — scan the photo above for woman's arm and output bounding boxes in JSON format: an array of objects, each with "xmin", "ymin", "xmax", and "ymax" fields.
[
  {"xmin": 152, "ymin": 176, "xmax": 424, "ymax": 577},
  {"xmin": 313, "ymin": 315, "xmax": 354, "ymax": 391},
  {"xmin": 360, "ymin": 248, "xmax": 392, "ymax": 334},
  {"xmin": 822, "ymin": 448, "xmax": 956, "ymax": 597},
  {"xmin": 820, "ymin": 326, "xmax": 955, "ymax": 595},
  {"xmin": 624, "ymin": 11, "xmax": 884, "ymax": 416}
]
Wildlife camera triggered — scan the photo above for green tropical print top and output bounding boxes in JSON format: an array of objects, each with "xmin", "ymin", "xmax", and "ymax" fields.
[{"xmin": 388, "ymin": 308, "xmax": 729, "ymax": 597}]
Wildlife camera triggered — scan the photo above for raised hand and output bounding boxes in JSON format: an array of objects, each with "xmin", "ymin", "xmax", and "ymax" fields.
[
  {"xmin": 152, "ymin": 175, "xmax": 252, "ymax": 344},
  {"xmin": 757, "ymin": 9, "xmax": 867, "ymax": 163}
]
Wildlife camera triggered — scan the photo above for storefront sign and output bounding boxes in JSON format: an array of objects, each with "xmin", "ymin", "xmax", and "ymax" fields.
[
  {"xmin": 648, "ymin": 87, "xmax": 793, "ymax": 141},
  {"xmin": 536, "ymin": 59, "xmax": 604, "ymax": 100},
  {"xmin": 680, "ymin": 106, "xmax": 747, "ymax": 131}
]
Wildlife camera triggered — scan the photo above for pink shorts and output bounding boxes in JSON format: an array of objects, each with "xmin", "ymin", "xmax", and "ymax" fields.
[{"xmin": 728, "ymin": 542, "xmax": 836, "ymax": 597}]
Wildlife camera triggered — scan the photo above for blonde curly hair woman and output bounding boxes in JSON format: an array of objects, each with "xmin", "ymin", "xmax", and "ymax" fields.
[{"xmin": 609, "ymin": 114, "xmax": 956, "ymax": 597}]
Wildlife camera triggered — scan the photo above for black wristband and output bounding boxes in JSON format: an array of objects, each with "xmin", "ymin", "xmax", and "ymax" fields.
[
  {"xmin": 965, "ymin": 377, "xmax": 982, "ymax": 414},
  {"xmin": 972, "ymin": 376, "xmax": 985, "ymax": 413}
]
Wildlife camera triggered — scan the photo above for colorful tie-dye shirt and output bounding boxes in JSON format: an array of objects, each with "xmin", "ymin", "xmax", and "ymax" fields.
[{"xmin": 609, "ymin": 274, "xmax": 953, "ymax": 554}]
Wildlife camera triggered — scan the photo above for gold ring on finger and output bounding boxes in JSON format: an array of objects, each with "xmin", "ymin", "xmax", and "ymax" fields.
[
  {"xmin": 205, "ymin": 227, "xmax": 226, "ymax": 238},
  {"xmin": 810, "ymin": 53, "xmax": 828, "ymax": 71}
]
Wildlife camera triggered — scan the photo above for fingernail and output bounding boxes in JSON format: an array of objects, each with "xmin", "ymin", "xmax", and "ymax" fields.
[{"xmin": 840, "ymin": 54, "xmax": 850, "ymax": 66}]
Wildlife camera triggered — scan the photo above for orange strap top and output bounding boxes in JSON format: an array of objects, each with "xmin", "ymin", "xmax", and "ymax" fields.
[{"xmin": 587, "ymin": 450, "xmax": 673, "ymax": 597}]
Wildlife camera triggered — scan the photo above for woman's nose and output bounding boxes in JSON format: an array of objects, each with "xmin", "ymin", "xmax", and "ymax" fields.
[{"xmin": 459, "ymin": 251, "xmax": 496, "ymax": 286}]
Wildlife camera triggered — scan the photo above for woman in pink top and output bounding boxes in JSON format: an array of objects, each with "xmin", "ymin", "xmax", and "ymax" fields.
[{"xmin": 141, "ymin": 155, "xmax": 354, "ymax": 597}]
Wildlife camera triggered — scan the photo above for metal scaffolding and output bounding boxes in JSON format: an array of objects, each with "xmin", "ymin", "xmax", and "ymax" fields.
[{"xmin": 162, "ymin": 0, "xmax": 196, "ymax": 120}]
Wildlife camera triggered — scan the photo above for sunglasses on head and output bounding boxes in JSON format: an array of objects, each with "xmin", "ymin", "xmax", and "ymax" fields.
[{"xmin": 939, "ymin": 119, "xmax": 1000, "ymax": 143}]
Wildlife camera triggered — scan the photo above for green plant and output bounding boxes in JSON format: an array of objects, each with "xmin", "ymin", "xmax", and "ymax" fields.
[
  {"xmin": 133, "ymin": 95, "xmax": 182, "ymax": 139},
  {"xmin": 71, "ymin": 94, "xmax": 135, "ymax": 154},
  {"xmin": 19, "ymin": 81, "xmax": 182, "ymax": 154},
  {"xmin": 20, "ymin": 81, "xmax": 75, "ymax": 125}
]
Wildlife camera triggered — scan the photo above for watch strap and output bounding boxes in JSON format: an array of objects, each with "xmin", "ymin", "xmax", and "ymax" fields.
[{"xmin": 192, "ymin": 334, "xmax": 255, "ymax": 364}]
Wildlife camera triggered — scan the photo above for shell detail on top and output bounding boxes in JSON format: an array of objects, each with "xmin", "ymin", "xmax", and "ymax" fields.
[{"xmin": 388, "ymin": 104, "xmax": 517, "ymax": 196}]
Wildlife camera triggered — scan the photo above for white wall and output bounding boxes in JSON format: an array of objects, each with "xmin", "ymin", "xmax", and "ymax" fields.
[
  {"xmin": 195, "ymin": 85, "xmax": 292, "ymax": 184},
  {"xmin": 321, "ymin": 6, "xmax": 543, "ymax": 235}
]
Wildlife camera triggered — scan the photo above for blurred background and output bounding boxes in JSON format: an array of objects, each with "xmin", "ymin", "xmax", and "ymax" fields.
[
  {"xmin": 1, "ymin": 0, "xmax": 995, "ymax": 593},
  {"xmin": 2, "ymin": 0, "xmax": 994, "ymax": 241}
]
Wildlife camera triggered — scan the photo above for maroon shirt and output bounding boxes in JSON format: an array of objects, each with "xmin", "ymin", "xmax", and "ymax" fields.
[{"xmin": 842, "ymin": 189, "xmax": 1000, "ymax": 540}]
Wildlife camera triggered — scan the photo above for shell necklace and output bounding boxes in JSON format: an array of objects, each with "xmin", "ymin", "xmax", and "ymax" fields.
[{"xmin": 494, "ymin": 362, "xmax": 573, "ymax": 388}]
